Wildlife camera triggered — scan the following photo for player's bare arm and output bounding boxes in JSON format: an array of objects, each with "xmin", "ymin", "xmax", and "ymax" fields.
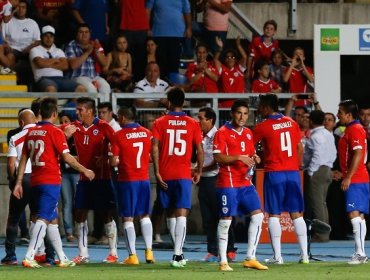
[
  {"xmin": 214, "ymin": 153, "xmax": 254, "ymax": 167},
  {"xmin": 12, "ymin": 154, "xmax": 28, "ymax": 199},
  {"xmin": 63, "ymin": 124, "xmax": 77, "ymax": 139},
  {"xmin": 341, "ymin": 149, "xmax": 363, "ymax": 191},
  {"xmin": 152, "ymin": 138, "xmax": 168, "ymax": 189},
  {"xmin": 193, "ymin": 143, "xmax": 204, "ymax": 184},
  {"xmin": 62, "ymin": 153, "xmax": 95, "ymax": 181}
]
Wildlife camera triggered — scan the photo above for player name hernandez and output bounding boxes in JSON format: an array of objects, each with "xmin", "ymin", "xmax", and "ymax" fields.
[
  {"xmin": 28, "ymin": 130, "xmax": 47, "ymax": 136},
  {"xmin": 168, "ymin": 120, "xmax": 187, "ymax": 126},
  {"xmin": 272, "ymin": 121, "xmax": 293, "ymax": 130}
]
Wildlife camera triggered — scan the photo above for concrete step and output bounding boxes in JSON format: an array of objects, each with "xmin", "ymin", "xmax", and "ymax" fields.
[
  {"xmin": 0, "ymin": 74, "xmax": 17, "ymax": 86},
  {"xmin": 0, "ymin": 85, "xmax": 27, "ymax": 92},
  {"xmin": 0, "ymin": 118, "xmax": 18, "ymax": 128}
]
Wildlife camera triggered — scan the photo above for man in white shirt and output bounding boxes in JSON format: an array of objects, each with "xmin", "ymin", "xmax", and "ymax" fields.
[
  {"xmin": 303, "ymin": 110, "xmax": 336, "ymax": 242},
  {"xmin": 29, "ymin": 25, "xmax": 86, "ymax": 92},
  {"xmin": 133, "ymin": 62, "xmax": 169, "ymax": 108},
  {"xmin": 97, "ymin": 102, "xmax": 121, "ymax": 132}
]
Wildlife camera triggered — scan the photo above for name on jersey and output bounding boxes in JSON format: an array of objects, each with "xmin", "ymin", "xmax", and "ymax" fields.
[
  {"xmin": 272, "ymin": 121, "xmax": 292, "ymax": 130},
  {"xmin": 126, "ymin": 131, "xmax": 148, "ymax": 139},
  {"xmin": 28, "ymin": 130, "xmax": 47, "ymax": 136},
  {"xmin": 168, "ymin": 120, "xmax": 186, "ymax": 126}
]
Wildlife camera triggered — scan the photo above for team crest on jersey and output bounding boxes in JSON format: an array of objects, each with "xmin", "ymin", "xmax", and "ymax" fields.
[
  {"xmin": 234, "ymin": 72, "xmax": 239, "ymax": 77},
  {"xmin": 222, "ymin": 207, "xmax": 228, "ymax": 214},
  {"xmin": 93, "ymin": 129, "xmax": 99, "ymax": 135},
  {"xmin": 246, "ymin": 133, "xmax": 251, "ymax": 140}
]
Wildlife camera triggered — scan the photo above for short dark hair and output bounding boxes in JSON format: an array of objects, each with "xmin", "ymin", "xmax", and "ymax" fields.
[
  {"xmin": 31, "ymin": 97, "xmax": 42, "ymax": 117},
  {"xmin": 254, "ymin": 58, "xmax": 269, "ymax": 73},
  {"xmin": 295, "ymin": 106, "xmax": 308, "ymax": 114},
  {"xmin": 195, "ymin": 43, "xmax": 208, "ymax": 53},
  {"xmin": 263, "ymin": 19, "xmax": 277, "ymax": 31},
  {"xmin": 167, "ymin": 87, "xmax": 185, "ymax": 107},
  {"xmin": 76, "ymin": 23, "xmax": 90, "ymax": 37},
  {"xmin": 259, "ymin": 94, "xmax": 279, "ymax": 112},
  {"xmin": 59, "ymin": 112, "xmax": 73, "ymax": 122},
  {"xmin": 324, "ymin": 112, "xmax": 336, "ymax": 122},
  {"xmin": 77, "ymin": 97, "xmax": 96, "ymax": 115},
  {"xmin": 40, "ymin": 97, "xmax": 58, "ymax": 119},
  {"xmin": 97, "ymin": 102, "xmax": 113, "ymax": 112},
  {"xmin": 118, "ymin": 106, "xmax": 136, "ymax": 121},
  {"xmin": 231, "ymin": 99, "xmax": 249, "ymax": 113},
  {"xmin": 199, "ymin": 107, "xmax": 216, "ymax": 126},
  {"xmin": 339, "ymin": 99, "xmax": 359, "ymax": 119},
  {"xmin": 18, "ymin": 0, "xmax": 30, "ymax": 17},
  {"xmin": 309, "ymin": 110, "xmax": 325, "ymax": 125}
]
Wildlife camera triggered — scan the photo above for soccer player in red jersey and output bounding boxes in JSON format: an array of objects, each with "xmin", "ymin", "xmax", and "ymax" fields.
[
  {"xmin": 67, "ymin": 97, "xmax": 118, "ymax": 264},
  {"xmin": 337, "ymin": 100, "xmax": 369, "ymax": 265},
  {"xmin": 110, "ymin": 106, "xmax": 155, "ymax": 265},
  {"xmin": 251, "ymin": 59, "xmax": 281, "ymax": 94},
  {"xmin": 213, "ymin": 99, "xmax": 267, "ymax": 271},
  {"xmin": 247, "ymin": 20, "xmax": 279, "ymax": 80},
  {"xmin": 152, "ymin": 87, "xmax": 204, "ymax": 267},
  {"xmin": 13, "ymin": 97, "xmax": 94, "ymax": 268},
  {"xmin": 253, "ymin": 94, "xmax": 308, "ymax": 264}
]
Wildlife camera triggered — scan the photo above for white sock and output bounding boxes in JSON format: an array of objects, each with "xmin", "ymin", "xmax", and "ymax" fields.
[
  {"xmin": 268, "ymin": 217, "xmax": 282, "ymax": 260},
  {"xmin": 47, "ymin": 224, "xmax": 68, "ymax": 262},
  {"xmin": 247, "ymin": 213, "xmax": 264, "ymax": 259},
  {"xmin": 105, "ymin": 220, "xmax": 118, "ymax": 256},
  {"xmin": 293, "ymin": 217, "xmax": 308, "ymax": 259},
  {"xmin": 140, "ymin": 217, "xmax": 153, "ymax": 250},
  {"xmin": 351, "ymin": 217, "xmax": 364, "ymax": 255},
  {"xmin": 124, "ymin": 221, "xmax": 136, "ymax": 255},
  {"xmin": 25, "ymin": 220, "xmax": 47, "ymax": 260},
  {"xmin": 218, "ymin": 219, "xmax": 232, "ymax": 263},
  {"xmin": 78, "ymin": 221, "xmax": 89, "ymax": 257},
  {"xmin": 166, "ymin": 217, "xmax": 176, "ymax": 245},
  {"xmin": 174, "ymin": 216, "xmax": 186, "ymax": 256},
  {"xmin": 360, "ymin": 219, "xmax": 367, "ymax": 256}
]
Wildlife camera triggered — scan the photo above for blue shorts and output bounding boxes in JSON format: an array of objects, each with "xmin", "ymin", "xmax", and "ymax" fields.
[
  {"xmin": 264, "ymin": 171, "xmax": 304, "ymax": 215},
  {"xmin": 75, "ymin": 179, "xmax": 116, "ymax": 211},
  {"xmin": 345, "ymin": 183, "xmax": 370, "ymax": 214},
  {"xmin": 117, "ymin": 180, "xmax": 151, "ymax": 217},
  {"xmin": 36, "ymin": 76, "xmax": 80, "ymax": 92},
  {"xmin": 159, "ymin": 179, "xmax": 192, "ymax": 209},
  {"xmin": 216, "ymin": 186, "xmax": 262, "ymax": 217},
  {"xmin": 30, "ymin": 185, "xmax": 60, "ymax": 222}
]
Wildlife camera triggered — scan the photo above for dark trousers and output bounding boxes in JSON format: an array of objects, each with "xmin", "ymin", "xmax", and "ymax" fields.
[
  {"xmin": 198, "ymin": 176, "xmax": 235, "ymax": 255},
  {"xmin": 155, "ymin": 37, "xmax": 183, "ymax": 78}
]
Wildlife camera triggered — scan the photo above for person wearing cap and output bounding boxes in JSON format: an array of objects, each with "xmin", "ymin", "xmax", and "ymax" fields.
[
  {"xmin": 29, "ymin": 25, "xmax": 86, "ymax": 92},
  {"xmin": 65, "ymin": 23, "xmax": 111, "ymax": 95}
]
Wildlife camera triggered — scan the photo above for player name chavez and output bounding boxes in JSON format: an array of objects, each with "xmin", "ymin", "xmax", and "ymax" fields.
[{"xmin": 272, "ymin": 121, "xmax": 292, "ymax": 130}]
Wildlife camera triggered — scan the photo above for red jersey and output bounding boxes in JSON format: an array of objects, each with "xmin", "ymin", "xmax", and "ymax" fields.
[
  {"xmin": 251, "ymin": 78, "xmax": 280, "ymax": 93},
  {"xmin": 249, "ymin": 36, "xmax": 279, "ymax": 62},
  {"xmin": 185, "ymin": 61, "xmax": 219, "ymax": 93},
  {"xmin": 152, "ymin": 111, "xmax": 202, "ymax": 180},
  {"xmin": 71, "ymin": 118, "xmax": 115, "ymax": 181},
  {"xmin": 111, "ymin": 123, "xmax": 152, "ymax": 182},
  {"xmin": 23, "ymin": 122, "xmax": 69, "ymax": 186},
  {"xmin": 286, "ymin": 66, "xmax": 314, "ymax": 106},
  {"xmin": 119, "ymin": 0, "xmax": 149, "ymax": 31},
  {"xmin": 338, "ymin": 120, "xmax": 369, "ymax": 184},
  {"xmin": 218, "ymin": 64, "xmax": 246, "ymax": 108},
  {"xmin": 213, "ymin": 122, "xmax": 255, "ymax": 188},
  {"xmin": 253, "ymin": 114, "xmax": 302, "ymax": 172}
]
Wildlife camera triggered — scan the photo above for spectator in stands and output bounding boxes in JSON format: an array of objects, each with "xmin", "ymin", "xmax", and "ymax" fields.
[
  {"xmin": 65, "ymin": 23, "xmax": 111, "ymax": 95},
  {"xmin": 251, "ymin": 59, "xmax": 281, "ymax": 94},
  {"xmin": 146, "ymin": 38, "xmax": 158, "ymax": 64},
  {"xmin": 186, "ymin": 43, "xmax": 218, "ymax": 93},
  {"xmin": 214, "ymin": 36, "xmax": 246, "ymax": 107},
  {"xmin": 2, "ymin": 0, "xmax": 40, "ymax": 69},
  {"xmin": 33, "ymin": 0, "xmax": 74, "ymax": 47},
  {"xmin": 133, "ymin": 61, "xmax": 169, "ymax": 108},
  {"xmin": 59, "ymin": 112, "xmax": 78, "ymax": 243},
  {"xmin": 72, "ymin": 0, "xmax": 109, "ymax": 45},
  {"xmin": 197, "ymin": 0, "xmax": 232, "ymax": 54},
  {"xmin": 29, "ymin": 25, "xmax": 86, "ymax": 93},
  {"xmin": 102, "ymin": 34, "xmax": 132, "ymax": 92},
  {"xmin": 269, "ymin": 49, "xmax": 286, "ymax": 90},
  {"xmin": 119, "ymin": 0, "xmax": 148, "ymax": 82},
  {"xmin": 285, "ymin": 93, "xmax": 321, "ymax": 119},
  {"xmin": 146, "ymin": 0, "xmax": 192, "ymax": 78},
  {"xmin": 247, "ymin": 20, "xmax": 279, "ymax": 81},
  {"xmin": 303, "ymin": 110, "xmax": 336, "ymax": 242},
  {"xmin": 283, "ymin": 47, "xmax": 314, "ymax": 107},
  {"xmin": 97, "ymin": 102, "xmax": 121, "ymax": 132}
]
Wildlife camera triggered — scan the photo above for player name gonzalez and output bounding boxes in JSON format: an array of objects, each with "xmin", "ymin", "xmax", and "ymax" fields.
[
  {"xmin": 272, "ymin": 121, "xmax": 293, "ymax": 130},
  {"xmin": 28, "ymin": 130, "xmax": 47, "ymax": 136},
  {"xmin": 168, "ymin": 120, "xmax": 187, "ymax": 126},
  {"xmin": 125, "ymin": 131, "xmax": 148, "ymax": 139}
]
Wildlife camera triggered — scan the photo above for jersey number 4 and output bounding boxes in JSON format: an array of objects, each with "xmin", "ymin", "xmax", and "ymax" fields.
[
  {"xmin": 167, "ymin": 129, "xmax": 187, "ymax": 156},
  {"xmin": 28, "ymin": 139, "xmax": 45, "ymax": 166},
  {"xmin": 280, "ymin": 131, "xmax": 292, "ymax": 157}
]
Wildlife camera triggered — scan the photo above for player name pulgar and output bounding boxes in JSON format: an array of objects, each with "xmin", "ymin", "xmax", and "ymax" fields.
[
  {"xmin": 272, "ymin": 121, "xmax": 292, "ymax": 130},
  {"xmin": 28, "ymin": 130, "xmax": 47, "ymax": 136},
  {"xmin": 168, "ymin": 120, "xmax": 187, "ymax": 126},
  {"xmin": 126, "ymin": 131, "xmax": 148, "ymax": 139}
]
